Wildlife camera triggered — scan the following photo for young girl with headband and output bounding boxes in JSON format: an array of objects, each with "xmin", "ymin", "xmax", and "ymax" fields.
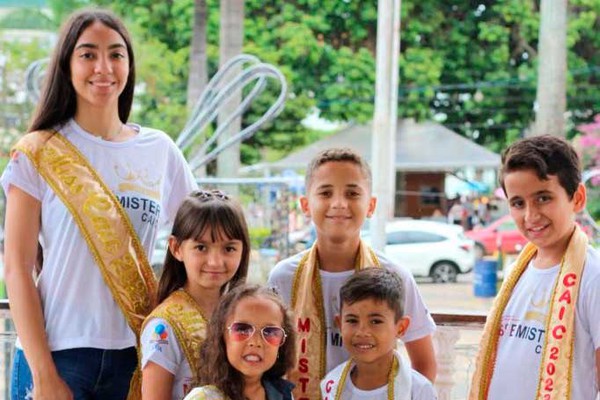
[{"xmin": 141, "ymin": 190, "xmax": 250, "ymax": 399}]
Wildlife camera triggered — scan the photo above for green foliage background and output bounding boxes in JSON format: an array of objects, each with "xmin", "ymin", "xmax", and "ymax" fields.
[{"xmin": 1, "ymin": 0, "xmax": 600, "ymax": 164}]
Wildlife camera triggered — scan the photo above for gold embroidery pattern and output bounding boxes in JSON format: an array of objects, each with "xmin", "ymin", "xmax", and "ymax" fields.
[
  {"xmin": 13, "ymin": 130, "xmax": 158, "ymax": 400},
  {"xmin": 534, "ymin": 229, "xmax": 586, "ymax": 400},
  {"xmin": 144, "ymin": 290, "xmax": 208, "ymax": 390},
  {"xmin": 290, "ymin": 242, "xmax": 381, "ymax": 400},
  {"xmin": 469, "ymin": 227, "xmax": 588, "ymax": 400}
]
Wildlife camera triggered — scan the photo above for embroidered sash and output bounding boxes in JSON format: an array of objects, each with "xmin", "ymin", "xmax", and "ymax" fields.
[
  {"xmin": 13, "ymin": 130, "xmax": 158, "ymax": 400},
  {"xmin": 142, "ymin": 289, "xmax": 208, "ymax": 392},
  {"xmin": 290, "ymin": 241, "xmax": 380, "ymax": 400},
  {"xmin": 321, "ymin": 350, "xmax": 411, "ymax": 400},
  {"xmin": 469, "ymin": 226, "xmax": 588, "ymax": 400}
]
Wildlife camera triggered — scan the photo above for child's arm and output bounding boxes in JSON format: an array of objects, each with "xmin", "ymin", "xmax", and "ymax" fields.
[
  {"xmin": 142, "ymin": 362, "xmax": 176, "ymax": 400},
  {"xmin": 140, "ymin": 318, "xmax": 183, "ymax": 399},
  {"xmin": 390, "ymin": 267, "xmax": 437, "ymax": 382},
  {"xmin": 405, "ymin": 335, "xmax": 437, "ymax": 383},
  {"xmin": 596, "ymin": 348, "xmax": 600, "ymax": 386}
]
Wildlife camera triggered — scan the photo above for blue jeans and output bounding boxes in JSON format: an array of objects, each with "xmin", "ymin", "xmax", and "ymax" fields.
[{"xmin": 11, "ymin": 347, "xmax": 137, "ymax": 400}]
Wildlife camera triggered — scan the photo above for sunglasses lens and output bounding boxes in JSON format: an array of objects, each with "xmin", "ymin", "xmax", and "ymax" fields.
[
  {"xmin": 262, "ymin": 326, "xmax": 286, "ymax": 346},
  {"xmin": 229, "ymin": 322, "xmax": 254, "ymax": 342}
]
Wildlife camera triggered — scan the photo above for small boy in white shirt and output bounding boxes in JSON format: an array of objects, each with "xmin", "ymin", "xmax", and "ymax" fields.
[{"xmin": 321, "ymin": 268, "xmax": 437, "ymax": 400}]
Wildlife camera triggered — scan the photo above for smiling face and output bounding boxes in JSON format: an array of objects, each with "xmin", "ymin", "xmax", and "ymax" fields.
[
  {"xmin": 337, "ymin": 298, "xmax": 409, "ymax": 367},
  {"xmin": 224, "ymin": 296, "xmax": 284, "ymax": 382},
  {"xmin": 504, "ymin": 169, "xmax": 586, "ymax": 266},
  {"xmin": 170, "ymin": 228, "xmax": 243, "ymax": 295},
  {"xmin": 300, "ymin": 161, "xmax": 376, "ymax": 246},
  {"xmin": 70, "ymin": 21, "xmax": 129, "ymax": 113}
]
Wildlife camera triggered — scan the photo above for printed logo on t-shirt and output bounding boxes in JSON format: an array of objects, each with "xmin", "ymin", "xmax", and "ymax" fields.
[
  {"xmin": 115, "ymin": 163, "xmax": 161, "ymax": 200},
  {"xmin": 328, "ymin": 292, "xmax": 343, "ymax": 348},
  {"xmin": 182, "ymin": 377, "xmax": 194, "ymax": 396},
  {"xmin": 115, "ymin": 162, "xmax": 163, "ymax": 227},
  {"xmin": 499, "ymin": 287, "xmax": 551, "ymax": 354},
  {"xmin": 118, "ymin": 195, "xmax": 161, "ymax": 227},
  {"xmin": 150, "ymin": 323, "xmax": 169, "ymax": 352}
]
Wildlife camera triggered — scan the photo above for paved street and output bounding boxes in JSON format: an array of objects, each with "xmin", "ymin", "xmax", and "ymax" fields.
[{"xmin": 416, "ymin": 272, "xmax": 495, "ymax": 314}]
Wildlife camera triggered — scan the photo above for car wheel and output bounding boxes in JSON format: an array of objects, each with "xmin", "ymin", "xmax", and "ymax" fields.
[
  {"xmin": 474, "ymin": 243, "xmax": 485, "ymax": 260},
  {"xmin": 430, "ymin": 262, "xmax": 459, "ymax": 283}
]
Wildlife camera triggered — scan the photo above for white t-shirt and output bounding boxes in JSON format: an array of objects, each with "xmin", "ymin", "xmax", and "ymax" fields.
[
  {"xmin": 141, "ymin": 318, "xmax": 194, "ymax": 400},
  {"xmin": 267, "ymin": 250, "xmax": 436, "ymax": 373},
  {"xmin": 487, "ymin": 247, "xmax": 600, "ymax": 400},
  {"xmin": 0, "ymin": 119, "xmax": 197, "ymax": 351},
  {"xmin": 184, "ymin": 386, "xmax": 224, "ymax": 400},
  {"xmin": 323, "ymin": 370, "xmax": 436, "ymax": 400}
]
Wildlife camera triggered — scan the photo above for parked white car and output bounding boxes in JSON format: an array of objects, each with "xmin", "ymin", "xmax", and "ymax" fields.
[{"xmin": 362, "ymin": 219, "xmax": 476, "ymax": 283}]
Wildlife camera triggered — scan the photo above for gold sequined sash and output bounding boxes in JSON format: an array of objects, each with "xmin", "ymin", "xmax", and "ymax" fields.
[
  {"xmin": 290, "ymin": 241, "xmax": 380, "ymax": 400},
  {"xmin": 13, "ymin": 130, "xmax": 158, "ymax": 400},
  {"xmin": 142, "ymin": 290, "xmax": 208, "ymax": 392},
  {"xmin": 469, "ymin": 226, "xmax": 588, "ymax": 400}
]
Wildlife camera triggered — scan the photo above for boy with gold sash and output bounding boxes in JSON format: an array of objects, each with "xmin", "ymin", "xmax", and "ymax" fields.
[
  {"xmin": 268, "ymin": 148, "xmax": 436, "ymax": 400},
  {"xmin": 321, "ymin": 268, "xmax": 436, "ymax": 400},
  {"xmin": 469, "ymin": 135, "xmax": 600, "ymax": 400}
]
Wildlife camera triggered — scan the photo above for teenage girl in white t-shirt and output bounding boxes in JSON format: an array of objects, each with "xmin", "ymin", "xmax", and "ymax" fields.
[
  {"xmin": 141, "ymin": 190, "xmax": 251, "ymax": 400},
  {"xmin": 2, "ymin": 9, "xmax": 196, "ymax": 400}
]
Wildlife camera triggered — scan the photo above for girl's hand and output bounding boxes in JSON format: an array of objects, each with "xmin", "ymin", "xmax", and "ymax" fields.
[{"xmin": 33, "ymin": 371, "xmax": 73, "ymax": 400}]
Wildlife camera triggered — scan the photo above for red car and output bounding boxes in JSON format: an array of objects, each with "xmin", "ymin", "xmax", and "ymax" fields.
[{"xmin": 466, "ymin": 215, "xmax": 528, "ymax": 258}]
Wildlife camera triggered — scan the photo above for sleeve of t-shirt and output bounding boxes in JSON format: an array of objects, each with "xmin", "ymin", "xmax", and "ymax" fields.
[
  {"xmin": 141, "ymin": 317, "xmax": 184, "ymax": 375},
  {"xmin": 0, "ymin": 151, "xmax": 45, "ymax": 201},
  {"xmin": 411, "ymin": 370, "xmax": 438, "ymax": 400},
  {"xmin": 388, "ymin": 265, "xmax": 436, "ymax": 343},
  {"xmin": 266, "ymin": 262, "xmax": 285, "ymax": 298},
  {"xmin": 581, "ymin": 265, "xmax": 600, "ymax": 351},
  {"xmin": 413, "ymin": 381, "xmax": 438, "ymax": 400},
  {"xmin": 266, "ymin": 256, "xmax": 298, "ymax": 306}
]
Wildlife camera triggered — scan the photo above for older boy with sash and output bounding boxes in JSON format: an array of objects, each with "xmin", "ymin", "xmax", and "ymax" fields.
[
  {"xmin": 321, "ymin": 268, "xmax": 436, "ymax": 400},
  {"xmin": 469, "ymin": 135, "xmax": 600, "ymax": 400},
  {"xmin": 268, "ymin": 148, "xmax": 436, "ymax": 400}
]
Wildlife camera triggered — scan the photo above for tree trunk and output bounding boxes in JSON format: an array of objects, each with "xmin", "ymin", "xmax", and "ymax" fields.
[
  {"xmin": 530, "ymin": 0, "xmax": 567, "ymax": 137},
  {"xmin": 187, "ymin": 0, "xmax": 208, "ymax": 110},
  {"xmin": 216, "ymin": 0, "xmax": 245, "ymax": 182},
  {"xmin": 186, "ymin": 0, "xmax": 208, "ymax": 177}
]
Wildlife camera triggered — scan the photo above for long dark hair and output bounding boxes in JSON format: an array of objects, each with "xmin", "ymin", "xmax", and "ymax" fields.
[
  {"xmin": 29, "ymin": 8, "xmax": 135, "ymax": 132},
  {"xmin": 198, "ymin": 284, "xmax": 296, "ymax": 400},
  {"xmin": 156, "ymin": 190, "xmax": 251, "ymax": 304}
]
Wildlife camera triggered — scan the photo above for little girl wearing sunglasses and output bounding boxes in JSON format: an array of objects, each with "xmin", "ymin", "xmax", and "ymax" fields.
[
  {"xmin": 184, "ymin": 284, "xmax": 296, "ymax": 400},
  {"xmin": 141, "ymin": 190, "xmax": 251, "ymax": 399}
]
